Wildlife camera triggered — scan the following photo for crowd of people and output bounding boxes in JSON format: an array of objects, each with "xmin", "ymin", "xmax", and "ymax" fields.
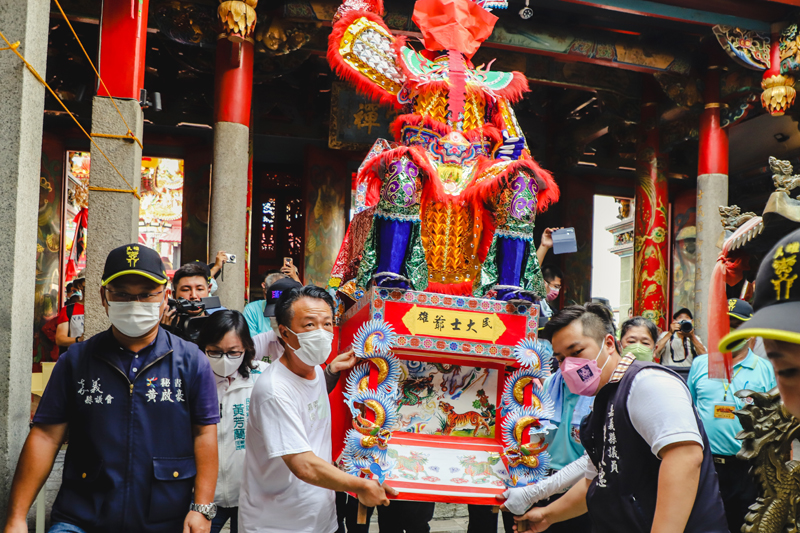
[{"xmin": 6, "ymin": 225, "xmax": 800, "ymax": 533}]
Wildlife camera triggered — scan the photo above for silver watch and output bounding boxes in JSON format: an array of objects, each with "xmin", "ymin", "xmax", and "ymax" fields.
[{"xmin": 190, "ymin": 502, "xmax": 217, "ymax": 520}]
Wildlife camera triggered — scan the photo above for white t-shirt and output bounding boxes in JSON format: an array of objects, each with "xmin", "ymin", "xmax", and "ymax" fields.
[
  {"xmin": 585, "ymin": 368, "xmax": 702, "ymax": 479},
  {"xmin": 253, "ymin": 330, "xmax": 284, "ymax": 364},
  {"xmin": 238, "ymin": 361, "xmax": 335, "ymax": 533}
]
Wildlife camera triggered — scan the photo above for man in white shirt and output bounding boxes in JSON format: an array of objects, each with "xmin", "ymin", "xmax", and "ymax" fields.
[
  {"xmin": 239, "ymin": 285, "xmax": 395, "ymax": 533},
  {"xmin": 512, "ymin": 304, "xmax": 727, "ymax": 533}
]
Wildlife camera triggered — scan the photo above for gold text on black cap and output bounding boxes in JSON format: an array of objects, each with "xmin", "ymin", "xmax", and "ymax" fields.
[
  {"xmin": 126, "ymin": 245, "xmax": 140, "ymax": 268},
  {"xmin": 772, "ymin": 242, "xmax": 799, "ymax": 300}
]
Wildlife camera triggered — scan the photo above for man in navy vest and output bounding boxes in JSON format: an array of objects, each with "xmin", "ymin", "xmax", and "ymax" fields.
[
  {"xmin": 4, "ymin": 244, "xmax": 220, "ymax": 533},
  {"xmin": 512, "ymin": 303, "xmax": 728, "ymax": 533}
]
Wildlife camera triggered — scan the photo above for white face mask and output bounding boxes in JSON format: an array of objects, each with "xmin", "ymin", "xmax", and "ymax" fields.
[
  {"xmin": 209, "ymin": 278, "xmax": 219, "ymax": 296},
  {"xmin": 208, "ymin": 355, "xmax": 241, "ymax": 378},
  {"xmin": 269, "ymin": 317, "xmax": 279, "ymax": 331},
  {"xmin": 286, "ymin": 327, "xmax": 334, "ymax": 366},
  {"xmin": 106, "ymin": 301, "xmax": 162, "ymax": 338}
]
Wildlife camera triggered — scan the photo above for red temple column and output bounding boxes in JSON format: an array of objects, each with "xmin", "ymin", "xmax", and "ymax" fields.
[
  {"xmin": 694, "ymin": 58, "xmax": 729, "ymax": 343},
  {"xmin": 85, "ymin": 0, "xmax": 150, "ymax": 336},
  {"xmin": 633, "ymin": 79, "xmax": 669, "ymax": 331},
  {"xmin": 209, "ymin": 36, "xmax": 254, "ymax": 310}
]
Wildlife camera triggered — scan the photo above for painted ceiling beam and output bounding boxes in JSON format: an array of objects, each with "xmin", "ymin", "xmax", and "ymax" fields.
[{"xmin": 558, "ymin": 0, "xmax": 771, "ymax": 32}]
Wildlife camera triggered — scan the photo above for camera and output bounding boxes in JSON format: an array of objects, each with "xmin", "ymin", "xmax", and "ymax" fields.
[
  {"xmin": 225, "ymin": 253, "xmax": 236, "ymax": 264},
  {"xmin": 679, "ymin": 320, "xmax": 693, "ymax": 334},
  {"xmin": 167, "ymin": 297, "xmax": 209, "ymax": 343}
]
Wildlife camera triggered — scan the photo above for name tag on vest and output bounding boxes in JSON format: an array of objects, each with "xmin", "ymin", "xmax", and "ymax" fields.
[{"xmin": 714, "ymin": 403, "xmax": 736, "ymax": 419}]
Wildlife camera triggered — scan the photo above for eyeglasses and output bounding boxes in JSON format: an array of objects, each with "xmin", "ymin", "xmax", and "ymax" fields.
[
  {"xmin": 105, "ymin": 289, "xmax": 165, "ymax": 303},
  {"xmin": 205, "ymin": 350, "xmax": 244, "ymax": 359}
]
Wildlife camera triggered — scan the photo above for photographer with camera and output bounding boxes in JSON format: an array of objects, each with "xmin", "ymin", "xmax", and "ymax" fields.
[
  {"xmin": 163, "ymin": 262, "xmax": 225, "ymax": 343},
  {"xmin": 655, "ymin": 308, "xmax": 707, "ymax": 369}
]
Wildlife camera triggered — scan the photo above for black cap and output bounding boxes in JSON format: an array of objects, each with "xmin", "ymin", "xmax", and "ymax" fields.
[
  {"xmin": 263, "ymin": 277, "xmax": 302, "ymax": 317},
  {"xmin": 673, "ymin": 307, "xmax": 693, "ymax": 320},
  {"xmin": 720, "ymin": 228, "xmax": 800, "ymax": 351},
  {"xmin": 102, "ymin": 244, "xmax": 168, "ymax": 286},
  {"xmin": 727, "ymin": 298, "xmax": 753, "ymax": 322}
]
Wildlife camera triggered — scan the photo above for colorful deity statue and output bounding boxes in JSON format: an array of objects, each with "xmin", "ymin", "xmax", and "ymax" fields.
[{"xmin": 327, "ymin": 0, "xmax": 559, "ymax": 301}]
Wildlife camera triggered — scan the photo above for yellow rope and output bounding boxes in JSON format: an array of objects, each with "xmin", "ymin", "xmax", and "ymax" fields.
[
  {"xmin": 91, "ymin": 133, "xmax": 137, "ymax": 142},
  {"xmin": 89, "ymin": 186, "xmax": 139, "ymax": 195},
  {"xmin": 0, "ymin": 30, "xmax": 141, "ymax": 199},
  {"xmin": 52, "ymin": 0, "xmax": 143, "ymax": 150}
]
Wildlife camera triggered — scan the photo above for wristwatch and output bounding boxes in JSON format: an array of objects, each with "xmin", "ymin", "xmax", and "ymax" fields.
[{"xmin": 190, "ymin": 502, "xmax": 217, "ymax": 520}]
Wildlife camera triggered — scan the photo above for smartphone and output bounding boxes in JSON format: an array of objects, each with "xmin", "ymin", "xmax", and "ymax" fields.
[{"xmin": 284, "ymin": 257, "xmax": 293, "ymax": 267}]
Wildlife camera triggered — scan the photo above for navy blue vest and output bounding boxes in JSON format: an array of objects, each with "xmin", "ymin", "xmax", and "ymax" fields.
[
  {"xmin": 49, "ymin": 329, "xmax": 210, "ymax": 533},
  {"xmin": 579, "ymin": 360, "xmax": 728, "ymax": 533}
]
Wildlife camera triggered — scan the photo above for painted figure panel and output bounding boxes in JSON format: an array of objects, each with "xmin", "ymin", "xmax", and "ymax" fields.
[{"xmin": 396, "ymin": 360, "xmax": 498, "ymax": 438}]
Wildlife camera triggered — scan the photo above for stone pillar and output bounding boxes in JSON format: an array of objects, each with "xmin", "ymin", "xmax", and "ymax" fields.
[
  {"xmin": 633, "ymin": 81, "xmax": 670, "ymax": 331},
  {"xmin": 694, "ymin": 63, "xmax": 729, "ymax": 343},
  {"xmin": 84, "ymin": 98, "xmax": 144, "ymax": 337},
  {"xmin": 209, "ymin": 37, "xmax": 254, "ymax": 311},
  {"xmin": 0, "ymin": 0, "xmax": 50, "ymax": 520},
  {"xmin": 84, "ymin": 0, "xmax": 150, "ymax": 336}
]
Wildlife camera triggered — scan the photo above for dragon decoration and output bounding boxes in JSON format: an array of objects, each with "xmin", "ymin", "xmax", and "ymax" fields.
[
  {"xmin": 327, "ymin": 0, "xmax": 559, "ymax": 304},
  {"xmin": 342, "ymin": 320, "xmax": 402, "ymax": 482},
  {"xmin": 735, "ymin": 388, "xmax": 800, "ymax": 533},
  {"xmin": 770, "ymin": 156, "xmax": 800, "ymax": 196},
  {"xmin": 499, "ymin": 338, "xmax": 554, "ymax": 487},
  {"xmin": 719, "ymin": 205, "xmax": 757, "ymax": 232}
]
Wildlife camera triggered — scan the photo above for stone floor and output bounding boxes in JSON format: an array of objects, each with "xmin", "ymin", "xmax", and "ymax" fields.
[{"xmin": 217, "ymin": 503, "xmax": 503, "ymax": 533}]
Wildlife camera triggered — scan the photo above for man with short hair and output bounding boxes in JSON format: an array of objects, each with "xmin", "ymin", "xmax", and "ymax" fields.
[
  {"xmin": 55, "ymin": 270, "xmax": 86, "ymax": 351},
  {"xmin": 719, "ymin": 228, "xmax": 800, "ymax": 420},
  {"xmin": 173, "ymin": 262, "xmax": 213, "ymax": 312},
  {"xmin": 4, "ymin": 244, "xmax": 220, "ymax": 533},
  {"xmin": 239, "ymin": 285, "xmax": 396, "ymax": 533},
  {"xmin": 513, "ymin": 303, "xmax": 727, "ymax": 533},
  {"xmin": 654, "ymin": 308, "xmax": 708, "ymax": 367},
  {"xmin": 688, "ymin": 298, "xmax": 776, "ymax": 533}
]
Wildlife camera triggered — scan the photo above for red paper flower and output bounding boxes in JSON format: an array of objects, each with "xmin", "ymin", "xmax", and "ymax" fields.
[{"xmin": 412, "ymin": 0, "xmax": 498, "ymax": 59}]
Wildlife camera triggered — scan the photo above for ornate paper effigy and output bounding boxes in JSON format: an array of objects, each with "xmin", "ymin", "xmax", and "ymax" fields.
[
  {"xmin": 332, "ymin": 289, "xmax": 554, "ymax": 504},
  {"xmin": 327, "ymin": 0, "xmax": 559, "ymax": 304}
]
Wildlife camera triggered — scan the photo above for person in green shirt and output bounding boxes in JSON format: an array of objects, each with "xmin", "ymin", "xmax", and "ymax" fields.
[
  {"xmin": 688, "ymin": 298, "xmax": 776, "ymax": 533},
  {"xmin": 244, "ymin": 266, "xmax": 301, "ymax": 336}
]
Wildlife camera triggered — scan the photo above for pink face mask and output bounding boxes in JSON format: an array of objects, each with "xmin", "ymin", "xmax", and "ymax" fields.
[
  {"xmin": 546, "ymin": 288, "xmax": 560, "ymax": 301},
  {"xmin": 561, "ymin": 343, "xmax": 609, "ymax": 396}
]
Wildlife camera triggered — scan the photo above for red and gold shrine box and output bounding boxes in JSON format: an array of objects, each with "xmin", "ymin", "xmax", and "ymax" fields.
[{"xmin": 331, "ymin": 288, "xmax": 540, "ymax": 505}]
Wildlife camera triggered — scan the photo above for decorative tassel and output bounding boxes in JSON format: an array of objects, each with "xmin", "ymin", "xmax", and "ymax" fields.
[{"xmin": 448, "ymin": 49, "xmax": 466, "ymax": 127}]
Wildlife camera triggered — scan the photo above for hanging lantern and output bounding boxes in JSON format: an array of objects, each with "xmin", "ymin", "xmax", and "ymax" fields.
[
  {"xmin": 761, "ymin": 73, "xmax": 796, "ymax": 116},
  {"xmin": 218, "ymin": 0, "xmax": 258, "ymax": 41}
]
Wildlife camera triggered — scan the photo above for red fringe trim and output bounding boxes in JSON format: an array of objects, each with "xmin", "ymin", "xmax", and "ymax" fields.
[
  {"xmin": 495, "ymin": 72, "xmax": 529, "ymax": 103},
  {"xmin": 426, "ymin": 280, "xmax": 474, "ymax": 296},
  {"xmin": 358, "ymin": 145, "xmax": 443, "ymax": 205},
  {"xmin": 477, "ymin": 205, "xmax": 495, "ymax": 262},
  {"xmin": 328, "ymin": 10, "xmax": 400, "ymax": 108},
  {"xmin": 468, "ymin": 158, "xmax": 559, "ymax": 214}
]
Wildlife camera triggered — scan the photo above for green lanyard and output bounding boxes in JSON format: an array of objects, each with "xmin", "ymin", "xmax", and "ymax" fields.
[{"xmin": 722, "ymin": 366, "xmax": 744, "ymax": 402}]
